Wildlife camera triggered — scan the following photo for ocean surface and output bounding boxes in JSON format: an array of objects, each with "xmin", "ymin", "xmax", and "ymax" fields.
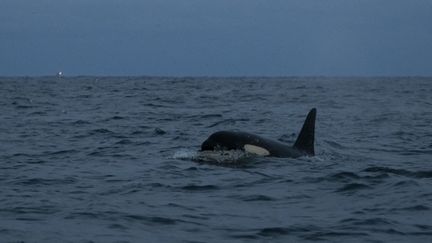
[{"xmin": 0, "ymin": 76, "xmax": 431, "ymax": 243}]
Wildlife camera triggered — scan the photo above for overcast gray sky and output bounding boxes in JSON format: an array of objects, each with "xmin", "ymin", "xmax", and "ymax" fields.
[{"xmin": 1, "ymin": 0, "xmax": 431, "ymax": 76}]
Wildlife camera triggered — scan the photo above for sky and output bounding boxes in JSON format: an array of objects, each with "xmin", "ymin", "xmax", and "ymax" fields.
[{"xmin": 1, "ymin": 0, "xmax": 431, "ymax": 76}]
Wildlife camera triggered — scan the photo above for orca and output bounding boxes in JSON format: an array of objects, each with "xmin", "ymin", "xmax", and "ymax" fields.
[{"xmin": 200, "ymin": 108, "xmax": 316, "ymax": 158}]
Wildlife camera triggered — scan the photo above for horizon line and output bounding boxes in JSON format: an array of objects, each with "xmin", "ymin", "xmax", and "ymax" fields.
[{"xmin": 1, "ymin": 75, "xmax": 431, "ymax": 79}]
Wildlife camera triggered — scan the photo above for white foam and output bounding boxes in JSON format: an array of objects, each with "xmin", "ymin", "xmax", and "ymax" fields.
[
  {"xmin": 172, "ymin": 149, "xmax": 198, "ymax": 160},
  {"xmin": 173, "ymin": 149, "xmax": 254, "ymax": 163}
]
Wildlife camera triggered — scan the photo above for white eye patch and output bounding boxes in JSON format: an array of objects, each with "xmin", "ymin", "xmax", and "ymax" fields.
[{"xmin": 244, "ymin": 144, "xmax": 270, "ymax": 156}]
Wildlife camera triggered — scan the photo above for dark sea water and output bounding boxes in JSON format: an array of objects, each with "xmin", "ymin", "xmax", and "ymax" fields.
[{"xmin": 0, "ymin": 76, "xmax": 431, "ymax": 243}]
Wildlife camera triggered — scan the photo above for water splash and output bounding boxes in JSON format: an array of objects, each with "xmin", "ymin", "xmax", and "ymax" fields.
[
  {"xmin": 173, "ymin": 149, "xmax": 255, "ymax": 164},
  {"xmin": 172, "ymin": 149, "xmax": 198, "ymax": 160}
]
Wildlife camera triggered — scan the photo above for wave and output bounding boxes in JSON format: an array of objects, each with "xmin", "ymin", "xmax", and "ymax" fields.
[{"xmin": 364, "ymin": 166, "xmax": 432, "ymax": 178}]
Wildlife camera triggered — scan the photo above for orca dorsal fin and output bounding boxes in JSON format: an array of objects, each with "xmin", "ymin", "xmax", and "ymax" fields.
[{"xmin": 293, "ymin": 108, "xmax": 316, "ymax": 155}]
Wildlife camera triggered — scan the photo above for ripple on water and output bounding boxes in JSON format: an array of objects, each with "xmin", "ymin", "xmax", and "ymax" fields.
[
  {"xmin": 71, "ymin": 119, "xmax": 91, "ymax": 125},
  {"xmin": 238, "ymin": 194, "xmax": 275, "ymax": 202},
  {"xmin": 250, "ymin": 224, "xmax": 370, "ymax": 241},
  {"xmin": 390, "ymin": 205, "xmax": 430, "ymax": 212},
  {"xmin": 13, "ymin": 177, "xmax": 77, "ymax": 186},
  {"xmin": 125, "ymin": 215, "xmax": 178, "ymax": 225},
  {"xmin": 339, "ymin": 217, "xmax": 397, "ymax": 226},
  {"xmin": 181, "ymin": 184, "xmax": 220, "ymax": 191},
  {"xmin": 335, "ymin": 183, "xmax": 372, "ymax": 193},
  {"xmin": 364, "ymin": 166, "xmax": 432, "ymax": 178},
  {"xmin": 1, "ymin": 205, "xmax": 59, "ymax": 216},
  {"xmin": 324, "ymin": 171, "xmax": 361, "ymax": 182}
]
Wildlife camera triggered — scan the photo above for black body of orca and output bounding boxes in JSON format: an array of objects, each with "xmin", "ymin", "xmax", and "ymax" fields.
[{"xmin": 201, "ymin": 108, "xmax": 316, "ymax": 158}]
